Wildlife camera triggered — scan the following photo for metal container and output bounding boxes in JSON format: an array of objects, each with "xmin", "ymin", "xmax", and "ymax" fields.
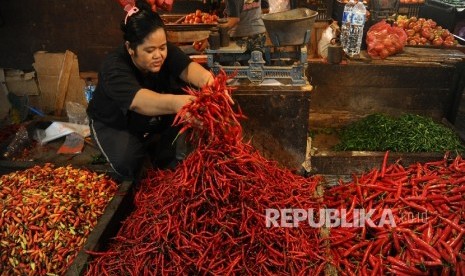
[
  {"xmin": 327, "ymin": 43, "xmax": 343, "ymax": 64},
  {"xmin": 218, "ymin": 18, "xmax": 230, "ymax": 47},
  {"xmin": 208, "ymin": 27, "xmax": 221, "ymax": 50},
  {"xmin": 262, "ymin": 8, "xmax": 318, "ymax": 46}
]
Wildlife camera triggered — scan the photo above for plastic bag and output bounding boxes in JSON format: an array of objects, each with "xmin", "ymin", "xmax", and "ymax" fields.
[
  {"xmin": 57, "ymin": 132, "xmax": 85, "ymax": 154},
  {"xmin": 269, "ymin": 0, "xmax": 290, "ymax": 13},
  {"xmin": 318, "ymin": 21, "xmax": 341, "ymax": 58},
  {"xmin": 3, "ymin": 125, "xmax": 30, "ymax": 159},
  {"xmin": 66, "ymin": 101, "xmax": 88, "ymax": 125},
  {"xmin": 366, "ymin": 20, "xmax": 407, "ymax": 59}
]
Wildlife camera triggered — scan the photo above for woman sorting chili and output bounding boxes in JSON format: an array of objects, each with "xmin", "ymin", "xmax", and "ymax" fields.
[{"xmin": 87, "ymin": 0, "xmax": 214, "ymax": 180}]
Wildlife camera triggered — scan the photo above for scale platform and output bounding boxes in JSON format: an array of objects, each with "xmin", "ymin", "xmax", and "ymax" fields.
[{"xmin": 205, "ymin": 37, "xmax": 310, "ymax": 86}]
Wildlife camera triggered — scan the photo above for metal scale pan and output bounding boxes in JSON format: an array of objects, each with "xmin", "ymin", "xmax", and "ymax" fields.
[
  {"xmin": 207, "ymin": 8, "xmax": 318, "ymax": 85},
  {"xmin": 262, "ymin": 8, "xmax": 318, "ymax": 47}
]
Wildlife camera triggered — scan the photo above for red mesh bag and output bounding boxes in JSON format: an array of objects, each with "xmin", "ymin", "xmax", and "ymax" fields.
[
  {"xmin": 156, "ymin": 0, "xmax": 173, "ymax": 11},
  {"xmin": 116, "ymin": 0, "xmax": 134, "ymax": 9},
  {"xmin": 115, "ymin": 0, "xmax": 172, "ymax": 12},
  {"xmin": 366, "ymin": 20, "xmax": 407, "ymax": 59}
]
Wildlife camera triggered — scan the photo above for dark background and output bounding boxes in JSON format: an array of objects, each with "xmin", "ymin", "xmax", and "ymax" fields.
[{"xmin": 0, "ymin": 0, "xmax": 215, "ymax": 72}]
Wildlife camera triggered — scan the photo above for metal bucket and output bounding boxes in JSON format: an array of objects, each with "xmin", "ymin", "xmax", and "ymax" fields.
[{"xmin": 262, "ymin": 8, "xmax": 318, "ymax": 46}]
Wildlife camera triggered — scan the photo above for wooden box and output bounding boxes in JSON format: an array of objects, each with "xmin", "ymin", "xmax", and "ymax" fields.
[
  {"xmin": 307, "ymin": 47, "xmax": 465, "ymax": 175},
  {"xmin": 308, "ymin": 47, "xmax": 465, "ymax": 129},
  {"xmin": 231, "ymin": 84, "xmax": 312, "ymax": 171},
  {"xmin": 161, "ymin": 14, "xmax": 216, "ymax": 43},
  {"xmin": 65, "ymin": 179, "xmax": 135, "ymax": 275},
  {"xmin": 0, "ymin": 159, "xmax": 134, "ymax": 276}
]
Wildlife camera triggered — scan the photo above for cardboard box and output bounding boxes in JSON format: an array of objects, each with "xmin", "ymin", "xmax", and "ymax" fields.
[
  {"xmin": 3, "ymin": 68, "xmax": 40, "ymax": 96},
  {"xmin": 31, "ymin": 51, "xmax": 86, "ymax": 115}
]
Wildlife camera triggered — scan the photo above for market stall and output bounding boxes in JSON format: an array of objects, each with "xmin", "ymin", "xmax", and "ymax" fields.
[
  {"xmin": 2, "ymin": 0, "xmax": 465, "ymax": 275},
  {"xmin": 307, "ymin": 0, "xmax": 465, "ymax": 175},
  {"xmin": 0, "ymin": 121, "xmax": 137, "ymax": 275}
]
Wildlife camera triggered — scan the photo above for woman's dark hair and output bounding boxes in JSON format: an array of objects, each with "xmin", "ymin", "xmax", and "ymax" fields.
[{"xmin": 121, "ymin": 0, "xmax": 166, "ymax": 49}]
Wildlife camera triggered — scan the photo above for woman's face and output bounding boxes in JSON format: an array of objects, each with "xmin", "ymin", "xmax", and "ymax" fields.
[{"xmin": 127, "ymin": 28, "xmax": 168, "ymax": 74}]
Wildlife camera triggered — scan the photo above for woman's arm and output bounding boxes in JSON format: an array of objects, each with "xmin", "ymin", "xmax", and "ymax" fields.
[
  {"xmin": 221, "ymin": 17, "xmax": 240, "ymax": 31},
  {"xmin": 179, "ymin": 62, "xmax": 214, "ymax": 88},
  {"xmin": 129, "ymin": 62, "xmax": 213, "ymax": 117},
  {"xmin": 129, "ymin": 89, "xmax": 194, "ymax": 116},
  {"xmin": 129, "ymin": 62, "xmax": 213, "ymax": 116}
]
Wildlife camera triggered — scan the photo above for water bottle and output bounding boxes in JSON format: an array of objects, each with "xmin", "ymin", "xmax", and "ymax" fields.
[
  {"xmin": 84, "ymin": 78, "xmax": 96, "ymax": 103},
  {"xmin": 346, "ymin": 1, "xmax": 366, "ymax": 57},
  {"xmin": 340, "ymin": 0, "xmax": 355, "ymax": 55}
]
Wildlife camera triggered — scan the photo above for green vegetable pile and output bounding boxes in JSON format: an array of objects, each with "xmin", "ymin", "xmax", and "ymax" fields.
[{"xmin": 334, "ymin": 113, "xmax": 465, "ymax": 153}]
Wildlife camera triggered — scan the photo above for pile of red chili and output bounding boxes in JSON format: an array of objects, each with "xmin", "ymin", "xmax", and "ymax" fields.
[
  {"xmin": 85, "ymin": 71, "xmax": 324, "ymax": 275},
  {"xmin": 0, "ymin": 164, "xmax": 118, "ymax": 275},
  {"xmin": 85, "ymin": 70, "xmax": 465, "ymax": 275},
  {"xmin": 324, "ymin": 151, "xmax": 465, "ymax": 275}
]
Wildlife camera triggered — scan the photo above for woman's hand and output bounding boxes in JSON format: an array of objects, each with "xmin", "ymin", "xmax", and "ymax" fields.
[
  {"xmin": 173, "ymin": 94, "xmax": 196, "ymax": 113},
  {"xmin": 130, "ymin": 89, "xmax": 198, "ymax": 116},
  {"xmin": 180, "ymin": 62, "xmax": 214, "ymax": 89}
]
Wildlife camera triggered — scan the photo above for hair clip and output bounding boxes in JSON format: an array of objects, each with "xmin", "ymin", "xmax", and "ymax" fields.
[{"xmin": 124, "ymin": 4, "xmax": 139, "ymax": 25}]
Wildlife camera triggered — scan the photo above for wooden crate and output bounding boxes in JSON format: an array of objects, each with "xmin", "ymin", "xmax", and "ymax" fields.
[
  {"xmin": 306, "ymin": 47, "xmax": 465, "ymax": 175},
  {"xmin": 308, "ymin": 117, "xmax": 465, "ymax": 175},
  {"xmin": 370, "ymin": 0, "xmax": 399, "ymax": 21},
  {"xmin": 398, "ymin": 3, "xmax": 423, "ymax": 17},
  {"xmin": 232, "ymin": 84, "xmax": 313, "ymax": 171},
  {"xmin": 295, "ymin": 0, "xmax": 334, "ymax": 21},
  {"xmin": 166, "ymin": 30, "xmax": 211, "ymax": 43},
  {"xmin": 161, "ymin": 14, "xmax": 216, "ymax": 43},
  {"xmin": 308, "ymin": 47, "xmax": 465, "ymax": 129},
  {"xmin": 0, "ymin": 160, "xmax": 134, "ymax": 276},
  {"xmin": 66, "ymin": 179, "xmax": 135, "ymax": 275}
]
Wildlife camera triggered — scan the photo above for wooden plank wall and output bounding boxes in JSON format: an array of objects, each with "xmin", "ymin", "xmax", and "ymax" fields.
[
  {"xmin": 0, "ymin": 1, "xmax": 123, "ymax": 72},
  {"xmin": 0, "ymin": 0, "xmax": 212, "ymax": 72}
]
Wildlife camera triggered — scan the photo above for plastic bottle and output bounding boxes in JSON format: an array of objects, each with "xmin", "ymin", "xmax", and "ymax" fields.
[
  {"xmin": 346, "ymin": 1, "xmax": 366, "ymax": 57},
  {"xmin": 340, "ymin": 0, "xmax": 355, "ymax": 55},
  {"xmin": 4, "ymin": 125, "xmax": 29, "ymax": 159},
  {"xmin": 84, "ymin": 78, "xmax": 96, "ymax": 103}
]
